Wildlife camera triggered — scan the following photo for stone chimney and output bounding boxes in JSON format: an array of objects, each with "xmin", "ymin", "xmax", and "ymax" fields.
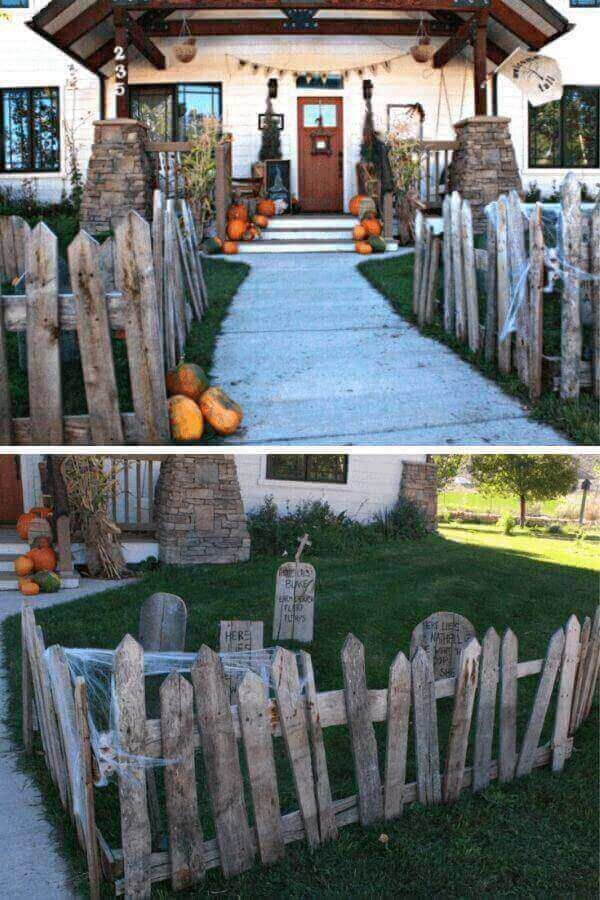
[{"xmin": 399, "ymin": 461, "xmax": 438, "ymax": 532}]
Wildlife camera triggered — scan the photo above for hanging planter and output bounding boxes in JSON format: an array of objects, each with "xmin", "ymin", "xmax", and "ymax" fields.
[
  {"xmin": 174, "ymin": 18, "xmax": 196, "ymax": 64},
  {"xmin": 410, "ymin": 36, "xmax": 435, "ymax": 64}
]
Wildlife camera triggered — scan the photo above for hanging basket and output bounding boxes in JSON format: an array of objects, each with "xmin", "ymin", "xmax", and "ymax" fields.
[
  {"xmin": 410, "ymin": 36, "xmax": 435, "ymax": 64},
  {"xmin": 174, "ymin": 37, "xmax": 196, "ymax": 64}
]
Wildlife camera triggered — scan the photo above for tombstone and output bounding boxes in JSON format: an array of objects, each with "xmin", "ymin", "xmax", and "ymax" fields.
[
  {"xmin": 273, "ymin": 561, "xmax": 316, "ymax": 643},
  {"xmin": 219, "ymin": 620, "xmax": 264, "ymax": 655},
  {"xmin": 410, "ymin": 611, "xmax": 476, "ymax": 679},
  {"xmin": 139, "ymin": 592, "xmax": 187, "ymax": 652}
]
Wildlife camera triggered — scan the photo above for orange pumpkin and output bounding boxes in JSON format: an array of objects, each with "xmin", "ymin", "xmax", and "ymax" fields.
[
  {"xmin": 168, "ymin": 395, "xmax": 204, "ymax": 442},
  {"xmin": 30, "ymin": 507, "xmax": 52, "ymax": 519},
  {"xmin": 227, "ymin": 203, "xmax": 248, "ymax": 222},
  {"xmin": 27, "ymin": 547, "xmax": 57, "ymax": 573},
  {"xmin": 243, "ymin": 225, "xmax": 260, "ymax": 242},
  {"xmin": 223, "ymin": 242, "xmax": 239, "ymax": 255},
  {"xmin": 31, "ymin": 536, "xmax": 53, "ymax": 551},
  {"xmin": 227, "ymin": 219, "xmax": 247, "ymax": 242},
  {"xmin": 257, "ymin": 199, "xmax": 276, "ymax": 217},
  {"xmin": 253, "ymin": 214, "xmax": 269, "ymax": 228},
  {"xmin": 166, "ymin": 361, "xmax": 209, "ymax": 403},
  {"xmin": 353, "ymin": 224, "xmax": 367, "ymax": 241},
  {"xmin": 14, "ymin": 555, "xmax": 35, "ymax": 577},
  {"xmin": 199, "ymin": 387, "xmax": 243, "ymax": 436},
  {"xmin": 355, "ymin": 241, "xmax": 373, "ymax": 255},
  {"xmin": 362, "ymin": 218, "xmax": 383, "ymax": 237},
  {"xmin": 349, "ymin": 194, "xmax": 370, "ymax": 217},
  {"xmin": 16, "ymin": 507, "xmax": 52, "ymax": 541},
  {"xmin": 20, "ymin": 580, "xmax": 40, "ymax": 597}
]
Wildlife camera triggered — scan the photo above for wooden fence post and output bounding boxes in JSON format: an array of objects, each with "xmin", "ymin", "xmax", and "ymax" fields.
[
  {"xmin": 472, "ymin": 627, "xmax": 500, "ymax": 792},
  {"xmin": 570, "ymin": 615, "xmax": 591, "ymax": 733},
  {"xmin": 443, "ymin": 638, "xmax": 481, "ymax": 803},
  {"xmin": 418, "ymin": 225, "xmax": 432, "ymax": 328},
  {"xmin": 411, "ymin": 646, "xmax": 441, "ymax": 805},
  {"xmin": 442, "ymin": 194, "xmax": 455, "ymax": 334},
  {"xmin": 383, "ymin": 191, "xmax": 393, "ymax": 242},
  {"xmin": 528, "ymin": 203, "xmax": 544, "ymax": 400},
  {"xmin": 552, "ymin": 615, "xmax": 580, "ymax": 773},
  {"xmin": 74, "ymin": 677, "xmax": 102, "ymax": 900},
  {"xmin": 114, "ymin": 211, "xmax": 171, "ymax": 445},
  {"xmin": 425, "ymin": 236, "xmax": 440, "ymax": 325},
  {"xmin": 21, "ymin": 603, "xmax": 35, "ymax": 752},
  {"xmin": 114, "ymin": 634, "xmax": 152, "ymax": 899},
  {"xmin": 215, "ymin": 141, "xmax": 229, "ymax": 245},
  {"xmin": 26, "ymin": 222, "xmax": 63, "ymax": 445},
  {"xmin": 461, "ymin": 200, "xmax": 479, "ymax": 352},
  {"xmin": 384, "ymin": 651, "xmax": 411, "ymax": 820},
  {"xmin": 341, "ymin": 634, "xmax": 383, "ymax": 826},
  {"xmin": 484, "ymin": 204, "xmax": 497, "ymax": 364},
  {"xmin": 496, "ymin": 195, "xmax": 511, "ymax": 373},
  {"xmin": 413, "ymin": 210, "xmax": 424, "ymax": 317},
  {"xmin": 151, "ymin": 189, "xmax": 165, "ymax": 364},
  {"xmin": 0, "ymin": 289, "xmax": 13, "ymax": 444},
  {"xmin": 591, "ymin": 203, "xmax": 600, "ymax": 398},
  {"xmin": 516, "ymin": 628, "xmax": 564, "ymax": 778},
  {"xmin": 507, "ymin": 190, "xmax": 529, "ymax": 386},
  {"xmin": 560, "ymin": 173, "xmax": 582, "ymax": 399},
  {"xmin": 451, "ymin": 191, "xmax": 466, "ymax": 343},
  {"xmin": 499, "ymin": 628, "xmax": 518, "ymax": 783},
  {"xmin": 575, "ymin": 605, "xmax": 600, "ymax": 728}
]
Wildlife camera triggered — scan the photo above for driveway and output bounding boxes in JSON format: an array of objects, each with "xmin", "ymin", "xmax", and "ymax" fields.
[{"xmin": 212, "ymin": 253, "xmax": 569, "ymax": 445}]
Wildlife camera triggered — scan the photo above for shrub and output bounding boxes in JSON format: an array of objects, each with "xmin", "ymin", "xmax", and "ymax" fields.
[
  {"xmin": 545, "ymin": 523, "xmax": 565, "ymax": 536},
  {"xmin": 372, "ymin": 499, "xmax": 428, "ymax": 541},
  {"xmin": 500, "ymin": 514, "xmax": 517, "ymax": 535}
]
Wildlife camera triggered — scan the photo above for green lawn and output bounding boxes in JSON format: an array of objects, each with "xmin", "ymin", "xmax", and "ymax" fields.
[
  {"xmin": 359, "ymin": 254, "xmax": 600, "ymax": 445},
  {"xmin": 2, "ymin": 523, "xmax": 598, "ymax": 897},
  {"xmin": 439, "ymin": 489, "xmax": 563, "ymax": 517},
  {"xmin": 6, "ymin": 258, "xmax": 248, "ymax": 426}
]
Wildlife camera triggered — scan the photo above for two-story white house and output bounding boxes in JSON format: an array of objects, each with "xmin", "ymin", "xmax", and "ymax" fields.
[{"xmin": 0, "ymin": 0, "xmax": 597, "ymax": 209}]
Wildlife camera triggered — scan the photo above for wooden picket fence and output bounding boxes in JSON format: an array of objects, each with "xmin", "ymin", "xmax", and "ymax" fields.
[
  {"xmin": 0, "ymin": 191, "xmax": 207, "ymax": 445},
  {"xmin": 20, "ymin": 604, "xmax": 599, "ymax": 899},
  {"xmin": 413, "ymin": 173, "xmax": 600, "ymax": 401}
]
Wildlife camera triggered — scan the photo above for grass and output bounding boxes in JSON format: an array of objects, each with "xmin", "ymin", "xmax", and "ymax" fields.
[
  {"xmin": 6, "ymin": 257, "xmax": 249, "ymax": 424},
  {"xmin": 359, "ymin": 254, "xmax": 600, "ymax": 445},
  {"xmin": 2, "ymin": 523, "xmax": 598, "ymax": 897},
  {"xmin": 439, "ymin": 488, "xmax": 571, "ymax": 518}
]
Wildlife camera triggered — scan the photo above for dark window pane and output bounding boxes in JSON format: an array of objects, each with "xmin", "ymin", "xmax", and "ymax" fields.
[
  {"xmin": 529, "ymin": 100, "xmax": 561, "ymax": 167},
  {"xmin": 130, "ymin": 87, "xmax": 173, "ymax": 140},
  {"xmin": 3, "ymin": 89, "xmax": 31, "ymax": 171},
  {"xmin": 570, "ymin": 0, "xmax": 599, "ymax": 6},
  {"xmin": 176, "ymin": 84, "xmax": 222, "ymax": 139},
  {"xmin": 563, "ymin": 87, "xmax": 598, "ymax": 167},
  {"xmin": 296, "ymin": 74, "xmax": 344, "ymax": 90},
  {"xmin": 266, "ymin": 456, "xmax": 307, "ymax": 481},
  {"xmin": 32, "ymin": 88, "xmax": 60, "ymax": 171},
  {"xmin": 306, "ymin": 455, "xmax": 347, "ymax": 483},
  {"xmin": 0, "ymin": 0, "xmax": 28, "ymax": 7}
]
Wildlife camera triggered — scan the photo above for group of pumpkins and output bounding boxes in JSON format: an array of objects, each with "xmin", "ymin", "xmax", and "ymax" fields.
[
  {"xmin": 204, "ymin": 199, "xmax": 276, "ymax": 256},
  {"xmin": 167, "ymin": 361, "xmax": 243, "ymax": 442},
  {"xmin": 14, "ymin": 507, "xmax": 60, "ymax": 597},
  {"xmin": 349, "ymin": 195, "xmax": 387, "ymax": 255}
]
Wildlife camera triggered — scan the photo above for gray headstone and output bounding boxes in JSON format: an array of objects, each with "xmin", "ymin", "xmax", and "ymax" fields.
[
  {"xmin": 139, "ymin": 592, "xmax": 187, "ymax": 652},
  {"xmin": 410, "ymin": 611, "xmax": 477, "ymax": 679},
  {"xmin": 219, "ymin": 620, "xmax": 264, "ymax": 654},
  {"xmin": 272, "ymin": 561, "xmax": 316, "ymax": 643}
]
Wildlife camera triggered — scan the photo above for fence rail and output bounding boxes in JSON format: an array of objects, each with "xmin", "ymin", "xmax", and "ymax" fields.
[
  {"xmin": 20, "ymin": 604, "xmax": 600, "ymax": 898},
  {"xmin": 419, "ymin": 140, "xmax": 457, "ymax": 210},
  {"xmin": 107, "ymin": 456, "xmax": 161, "ymax": 532}
]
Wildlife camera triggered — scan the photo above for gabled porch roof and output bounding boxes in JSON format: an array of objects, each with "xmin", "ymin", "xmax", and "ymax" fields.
[{"xmin": 29, "ymin": 0, "xmax": 573, "ymax": 79}]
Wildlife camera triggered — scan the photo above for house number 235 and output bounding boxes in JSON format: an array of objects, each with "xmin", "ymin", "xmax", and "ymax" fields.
[{"xmin": 114, "ymin": 46, "xmax": 127, "ymax": 96}]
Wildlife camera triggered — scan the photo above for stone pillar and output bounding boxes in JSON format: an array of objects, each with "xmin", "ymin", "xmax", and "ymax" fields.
[
  {"xmin": 448, "ymin": 116, "xmax": 523, "ymax": 232},
  {"xmin": 399, "ymin": 461, "xmax": 438, "ymax": 532},
  {"xmin": 80, "ymin": 119, "xmax": 152, "ymax": 234},
  {"xmin": 154, "ymin": 456, "xmax": 251, "ymax": 565}
]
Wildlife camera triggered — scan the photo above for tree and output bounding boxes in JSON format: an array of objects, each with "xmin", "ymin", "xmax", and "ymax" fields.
[
  {"xmin": 470, "ymin": 455, "xmax": 577, "ymax": 526},
  {"xmin": 433, "ymin": 455, "xmax": 463, "ymax": 492},
  {"xmin": 258, "ymin": 94, "xmax": 281, "ymax": 161}
]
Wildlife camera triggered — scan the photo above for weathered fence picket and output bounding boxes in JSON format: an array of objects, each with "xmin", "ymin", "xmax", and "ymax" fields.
[
  {"xmin": 560, "ymin": 173, "xmax": 582, "ymax": 399},
  {"xmin": 592, "ymin": 204, "xmax": 600, "ymax": 399},
  {"xmin": 384, "ymin": 651, "xmax": 411, "ymax": 820},
  {"xmin": 411, "ymin": 646, "xmax": 441, "ymax": 805},
  {"xmin": 443, "ymin": 638, "xmax": 481, "ymax": 803},
  {"xmin": 552, "ymin": 615, "xmax": 580, "ymax": 773},
  {"xmin": 570, "ymin": 615, "xmax": 591, "ymax": 733},
  {"xmin": 442, "ymin": 194, "xmax": 454, "ymax": 334},
  {"xmin": 451, "ymin": 191, "xmax": 466, "ymax": 343},
  {"xmin": 472, "ymin": 627, "xmax": 500, "ymax": 792},
  {"xmin": 484, "ymin": 207, "xmax": 497, "ymax": 364},
  {"xmin": 528, "ymin": 203, "xmax": 544, "ymax": 400},
  {"xmin": 499, "ymin": 628, "xmax": 518, "ymax": 783},
  {"xmin": 73, "ymin": 677, "xmax": 102, "ymax": 900},
  {"xmin": 515, "ymin": 628, "xmax": 564, "ymax": 778}
]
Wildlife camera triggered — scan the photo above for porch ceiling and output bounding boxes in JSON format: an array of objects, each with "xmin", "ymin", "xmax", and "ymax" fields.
[{"xmin": 28, "ymin": 0, "xmax": 573, "ymax": 77}]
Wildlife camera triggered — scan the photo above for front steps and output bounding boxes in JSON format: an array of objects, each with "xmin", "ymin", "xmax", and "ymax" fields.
[
  {"xmin": 0, "ymin": 542, "xmax": 79, "ymax": 590},
  {"xmin": 240, "ymin": 215, "xmax": 398, "ymax": 253}
]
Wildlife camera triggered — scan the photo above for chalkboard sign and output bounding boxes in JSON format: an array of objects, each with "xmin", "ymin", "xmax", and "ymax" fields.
[
  {"xmin": 410, "ymin": 611, "xmax": 476, "ymax": 679},
  {"xmin": 265, "ymin": 158, "xmax": 291, "ymax": 207}
]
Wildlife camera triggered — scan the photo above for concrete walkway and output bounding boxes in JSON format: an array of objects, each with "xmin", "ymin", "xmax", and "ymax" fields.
[
  {"xmin": 213, "ymin": 253, "xmax": 569, "ymax": 445},
  {"xmin": 0, "ymin": 579, "xmax": 130, "ymax": 899}
]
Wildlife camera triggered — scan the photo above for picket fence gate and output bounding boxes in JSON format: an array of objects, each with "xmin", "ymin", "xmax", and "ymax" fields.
[
  {"xmin": 0, "ymin": 190, "xmax": 207, "ymax": 446},
  {"xmin": 413, "ymin": 173, "xmax": 600, "ymax": 401},
  {"xmin": 20, "ymin": 604, "xmax": 599, "ymax": 899}
]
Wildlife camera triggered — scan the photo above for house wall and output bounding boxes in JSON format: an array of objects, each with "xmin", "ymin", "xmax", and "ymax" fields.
[{"xmin": 0, "ymin": 0, "xmax": 100, "ymax": 202}]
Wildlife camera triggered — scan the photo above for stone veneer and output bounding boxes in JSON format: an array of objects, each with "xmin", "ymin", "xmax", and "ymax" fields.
[
  {"xmin": 399, "ymin": 461, "xmax": 438, "ymax": 532},
  {"xmin": 448, "ymin": 116, "xmax": 523, "ymax": 232},
  {"xmin": 154, "ymin": 456, "xmax": 251, "ymax": 565},
  {"xmin": 80, "ymin": 119, "xmax": 152, "ymax": 234}
]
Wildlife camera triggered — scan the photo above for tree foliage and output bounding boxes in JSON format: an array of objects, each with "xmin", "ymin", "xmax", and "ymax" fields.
[
  {"xmin": 470, "ymin": 455, "xmax": 578, "ymax": 525},
  {"xmin": 433, "ymin": 455, "xmax": 463, "ymax": 491}
]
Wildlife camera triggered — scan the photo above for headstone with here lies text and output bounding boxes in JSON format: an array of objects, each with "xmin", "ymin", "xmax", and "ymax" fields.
[{"xmin": 410, "ymin": 611, "xmax": 477, "ymax": 679}]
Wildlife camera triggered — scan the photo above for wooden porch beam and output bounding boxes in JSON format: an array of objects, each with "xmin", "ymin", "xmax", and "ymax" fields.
[
  {"xmin": 110, "ymin": 0, "xmax": 494, "ymax": 11},
  {"xmin": 85, "ymin": 10, "xmax": 173, "ymax": 71},
  {"xmin": 473, "ymin": 10, "xmax": 488, "ymax": 114},
  {"xmin": 429, "ymin": 10, "xmax": 506, "ymax": 65},
  {"xmin": 113, "ymin": 7, "xmax": 129, "ymax": 118},
  {"xmin": 432, "ymin": 14, "xmax": 473, "ymax": 68},
  {"xmin": 53, "ymin": 0, "xmax": 112, "ymax": 49},
  {"xmin": 490, "ymin": 0, "xmax": 546, "ymax": 50},
  {"xmin": 125, "ymin": 12, "xmax": 166, "ymax": 68},
  {"xmin": 148, "ymin": 18, "xmax": 454, "ymax": 36}
]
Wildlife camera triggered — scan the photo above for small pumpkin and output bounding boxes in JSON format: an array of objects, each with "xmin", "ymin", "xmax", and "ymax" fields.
[
  {"xmin": 19, "ymin": 580, "xmax": 40, "ymax": 597},
  {"xmin": 199, "ymin": 387, "xmax": 243, "ymax": 436},
  {"xmin": 349, "ymin": 194, "xmax": 370, "ymax": 217},
  {"xmin": 369, "ymin": 234, "xmax": 387, "ymax": 254},
  {"xmin": 203, "ymin": 236, "xmax": 223, "ymax": 255},
  {"xmin": 166, "ymin": 361, "xmax": 209, "ymax": 403},
  {"xmin": 223, "ymin": 241, "xmax": 239, "ymax": 255},
  {"xmin": 362, "ymin": 218, "xmax": 383, "ymax": 237},
  {"xmin": 227, "ymin": 203, "xmax": 248, "ymax": 222},
  {"xmin": 353, "ymin": 224, "xmax": 367, "ymax": 241},
  {"xmin": 31, "ymin": 571, "xmax": 61, "ymax": 593},
  {"xmin": 253, "ymin": 214, "xmax": 269, "ymax": 228},
  {"xmin": 355, "ymin": 241, "xmax": 373, "ymax": 255},
  {"xmin": 227, "ymin": 219, "xmax": 247, "ymax": 242},
  {"xmin": 27, "ymin": 547, "xmax": 58, "ymax": 573},
  {"xmin": 168, "ymin": 395, "xmax": 204, "ymax": 442},
  {"xmin": 257, "ymin": 199, "xmax": 276, "ymax": 218},
  {"xmin": 14, "ymin": 555, "xmax": 35, "ymax": 578},
  {"xmin": 16, "ymin": 507, "xmax": 52, "ymax": 541}
]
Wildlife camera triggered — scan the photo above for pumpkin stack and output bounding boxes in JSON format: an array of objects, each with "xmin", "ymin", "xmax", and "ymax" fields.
[
  {"xmin": 166, "ymin": 361, "xmax": 243, "ymax": 441},
  {"xmin": 14, "ymin": 508, "xmax": 61, "ymax": 596},
  {"xmin": 354, "ymin": 212, "xmax": 385, "ymax": 255}
]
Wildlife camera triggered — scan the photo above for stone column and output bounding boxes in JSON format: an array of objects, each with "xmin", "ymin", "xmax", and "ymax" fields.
[
  {"xmin": 448, "ymin": 116, "xmax": 523, "ymax": 232},
  {"xmin": 80, "ymin": 119, "xmax": 152, "ymax": 235},
  {"xmin": 399, "ymin": 461, "xmax": 438, "ymax": 532},
  {"xmin": 153, "ymin": 456, "xmax": 251, "ymax": 565}
]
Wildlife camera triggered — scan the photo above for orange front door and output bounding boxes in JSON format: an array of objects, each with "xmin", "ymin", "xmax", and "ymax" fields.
[
  {"xmin": 0, "ymin": 456, "xmax": 23, "ymax": 524},
  {"xmin": 297, "ymin": 97, "xmax": 343, "ymax": 213}
]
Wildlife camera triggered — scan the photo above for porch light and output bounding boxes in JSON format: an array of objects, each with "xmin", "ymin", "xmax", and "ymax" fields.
[
  {"xmin": 268, "ymin": 78, "xmax": 278, "ymax": 99},
  {"xmin": 363, "ymin": 79, "xmax": 373, "ymax": 101}
]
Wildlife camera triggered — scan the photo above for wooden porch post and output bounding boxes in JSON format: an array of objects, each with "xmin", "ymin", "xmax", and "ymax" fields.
[
  {"xmin": 113, "ymin": 7, "xmax": 130, "ymax": 118},
  {"xmin": 473, "ymin": 11, "xmax": 489, "ymax": 116}
]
